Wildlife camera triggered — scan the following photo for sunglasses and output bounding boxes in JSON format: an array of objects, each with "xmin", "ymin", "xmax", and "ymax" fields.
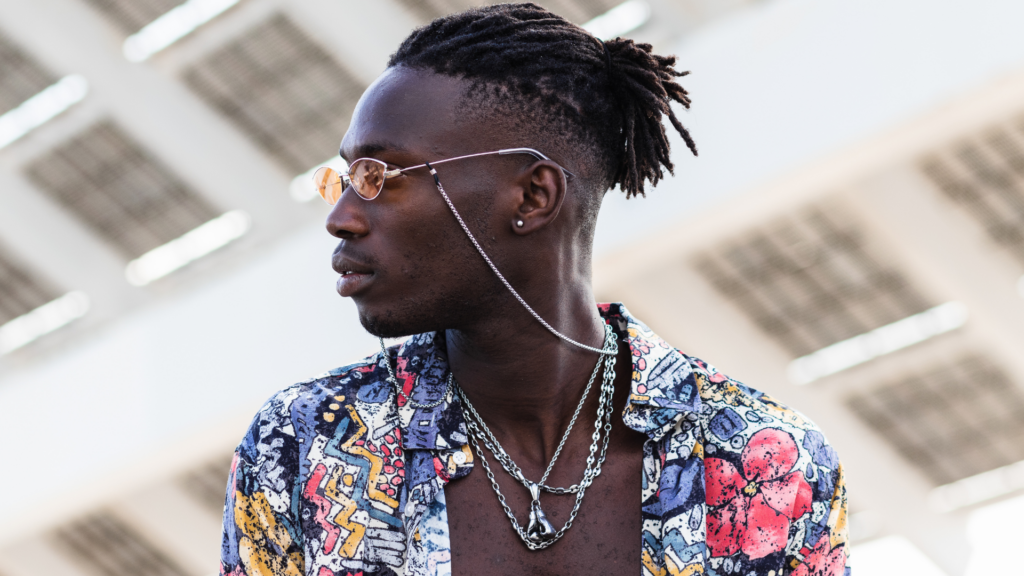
[{"xmin": 312, "ymin": 147, "xmax": 574, "ymax": 205}]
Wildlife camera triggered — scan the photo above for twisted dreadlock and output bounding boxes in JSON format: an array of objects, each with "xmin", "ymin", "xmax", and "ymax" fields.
[{"xmin": 388, "ymin": 3, "xmax": 697, "ymax": 201}]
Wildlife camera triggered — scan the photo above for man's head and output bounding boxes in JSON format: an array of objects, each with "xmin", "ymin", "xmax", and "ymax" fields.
[{"xmin": 328, "ymin": 3, "xmax": 695, "ymax": 338}]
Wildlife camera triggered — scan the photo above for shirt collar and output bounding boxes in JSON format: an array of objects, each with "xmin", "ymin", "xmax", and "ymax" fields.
[
  {"xmin": 605, "ymin": 302, "xmax": 703, "ymax": 441},
  {"xmin": 391, "ymin": 302, "xmax": 702, "ymax": 450},
  {"xmin": 388, "ymin": 330, "xmax": 464, "ymax": 451}
]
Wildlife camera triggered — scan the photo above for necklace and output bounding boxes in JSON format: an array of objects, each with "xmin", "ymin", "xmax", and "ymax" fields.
[
  {"xmin": 377, "ymin": 324, "xmax": 618, "ymax": 550},
  {"xmin": 457, "ymin": 323, "xmax": 618, "ymax": 550},
  {"xmin": 458, "ymin": 333, "xmax": 603, "ymax": 494}
]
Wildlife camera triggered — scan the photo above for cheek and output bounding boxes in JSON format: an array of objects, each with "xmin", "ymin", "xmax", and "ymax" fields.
[
  {"xmin": 383, "ymin": 197, "xmax": 467, "ymax": 282},
  {"xmin": 399, "ymin": 221, "xmax": 470, "ymax": 282},
  {"xmin": 380, "ymin": 179, "xmax": 500, "ymax": 295}
]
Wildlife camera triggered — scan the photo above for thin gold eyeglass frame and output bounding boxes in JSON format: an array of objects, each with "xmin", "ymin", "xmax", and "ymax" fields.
[{"xmin": 313, "ymin": 147, "xmax": 575, "ymax": 205}]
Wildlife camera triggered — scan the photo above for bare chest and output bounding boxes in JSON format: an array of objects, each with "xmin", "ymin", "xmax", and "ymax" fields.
[{"xmin": 445, "ymin": 438, "xmax": 645, "ymax": 576}]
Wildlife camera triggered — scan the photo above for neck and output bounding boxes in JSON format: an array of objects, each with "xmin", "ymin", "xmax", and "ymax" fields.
[{"xmin": 444, "ymin": 283, "xmax": 608, "ymax": 463}]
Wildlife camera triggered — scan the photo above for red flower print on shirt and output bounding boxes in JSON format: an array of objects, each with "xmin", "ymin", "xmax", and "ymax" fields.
[
  {"xmin": 793, "ymin": 534, "xmax": 846, "ymax": 576},
  {"xmin": 706, "ymin": 428, "xmax": 814, "ymax": 559}
]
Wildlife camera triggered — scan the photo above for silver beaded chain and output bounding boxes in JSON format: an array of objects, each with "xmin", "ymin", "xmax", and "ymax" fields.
[
  {"xmin": 459, "ymin": 323, "xmax": 614, "ymax": 493},
  {"xmin": 458, "ymin": 323, "xmax": 618, "ymax": 549}
]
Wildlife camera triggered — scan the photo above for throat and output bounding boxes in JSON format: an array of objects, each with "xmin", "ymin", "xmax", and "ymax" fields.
[{"xmin": 442, "ymin": 323, "xmax": 611, "ymax": 433}]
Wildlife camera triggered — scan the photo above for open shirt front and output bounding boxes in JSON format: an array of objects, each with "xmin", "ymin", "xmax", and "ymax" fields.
[{"xmin": 220, "ymin": 303, "xmax": 850, "ymax": 576}]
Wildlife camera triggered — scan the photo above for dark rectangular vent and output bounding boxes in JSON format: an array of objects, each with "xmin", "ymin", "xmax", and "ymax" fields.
[
  {"xmin": 392, "ymin": 0, "xmax": 620, "ymax": 23},
  {"xmin": 25, "ymin": 121, "xmax": 220, "ymax": 259},
  {"xmin": 178, "ymin": 453, "xmax": 234, "ymax": 515},
  {"xmin": 79, "ymin": 0, "xmax": 185, "ymax": 35},
  {"xmin": 183, "ymin": 14, "xmax": 365, "ymax": 174},
  {"xmin": 694, "ymin": 205, "xmax": 933, "ymax": 357},
  {"xmin": 0, "ymin": 242, "xmax": 60, "ymax": 325},
  {"xmin": 847, "ymin": 355, "xmax": 1024, "ymax": 485},
  {"xmin": 0, "ymin": 33, "xmax": 57, "ymax": 115},
  {"xmin": 921, "ymin": 118, "xmax": 1024, "ymax": 268},
  {"xmin": 50, "ymin": 511, "xmax": 190, "ymax": 576}
]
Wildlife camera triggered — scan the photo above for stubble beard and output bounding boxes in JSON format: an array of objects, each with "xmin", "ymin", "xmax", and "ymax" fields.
[
  {"xmin": 357, "ymin": 275, "xmax": 510, "ymax": 339},
  {"xmin": 358, "ymin": 195, "xmax": 511, "ymax": 339}
]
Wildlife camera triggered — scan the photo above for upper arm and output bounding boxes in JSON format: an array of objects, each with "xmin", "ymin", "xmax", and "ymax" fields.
[
  {"xmin": 220, "ymin": 399, "xmax": 306, "ymax": 576},
  {"xmin": 784, "ymin": 457, "xmax": 851, "ymax": 576}
]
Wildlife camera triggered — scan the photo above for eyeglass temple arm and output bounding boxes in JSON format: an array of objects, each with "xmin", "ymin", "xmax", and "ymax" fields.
[
  {"xmin": 500, "ymin": 148, "xmax": 577, "ymax": 179},
  {"xmin": 395, "ymin": 148, "xmax": 575, "ymax": 179}
]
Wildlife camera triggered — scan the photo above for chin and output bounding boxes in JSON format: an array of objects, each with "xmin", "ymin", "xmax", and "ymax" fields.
[
  {"xmin": 357, "ymin": 304, "xmax": 438, "ymax": 339},
  {"xmin": 355, "ymin": 290, "xmax": 485, "ymax": 339},
  {"xmin": 359, "ymin": 311, "xmax": 413, "ymax": 339}
]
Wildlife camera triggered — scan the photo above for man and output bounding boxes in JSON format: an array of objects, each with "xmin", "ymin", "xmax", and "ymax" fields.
[{"xmin": 220, "ymin": 4, "xmax": 849, "ymax": 576}]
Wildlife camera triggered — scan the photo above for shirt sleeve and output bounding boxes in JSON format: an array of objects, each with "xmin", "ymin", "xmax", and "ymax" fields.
[
  {"xmin": 785, "ymin": 460, "xmax": 851, "ymax": 576},
  {"xmin": 220, "ymin": 399, "xmax": 306, "ymax": 576}
]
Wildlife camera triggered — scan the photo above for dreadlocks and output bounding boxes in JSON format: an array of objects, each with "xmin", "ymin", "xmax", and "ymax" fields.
[{"xmin": 388, "ymin": 2, "xmax": 697, "ymax": 201}]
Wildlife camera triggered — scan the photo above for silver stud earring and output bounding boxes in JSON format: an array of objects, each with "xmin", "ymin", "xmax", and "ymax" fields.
[{"xmin": 516, "ymin": 220, "xmax": 524, "ymax": 228}]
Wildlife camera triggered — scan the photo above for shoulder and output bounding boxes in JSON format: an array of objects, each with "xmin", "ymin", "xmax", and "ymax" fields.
[
  {"xmin": 686, "ymin": 355, "xmax": 850, "ymax": 570},
  {"xmin": 685, "ymin": 353, "xmax": 842, "ymax": 504},
  {"xmin": 686, "ymin": 354, "xmax": 832, "ymax": 451},
  {"xmin": 688, "ymin": 353, "xmax": 842, "ymax": 521},
  {"xmin": 237, "ymin": 353, "xmax": 393, "ymax": 464}
]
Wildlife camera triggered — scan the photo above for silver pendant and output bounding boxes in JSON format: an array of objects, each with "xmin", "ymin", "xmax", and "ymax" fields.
[{"xmin": 526, "ymin": 483, "xmax": 556, "ymax": 542}]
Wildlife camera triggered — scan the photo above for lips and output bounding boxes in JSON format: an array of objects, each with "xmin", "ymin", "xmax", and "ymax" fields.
[
  {"xmin": 336, "ymin": 271, "xmax": 373, "ymax": 297},
  {"xmin": 332, "ymin": 254, "xmax": 376, "ymax": 297}
]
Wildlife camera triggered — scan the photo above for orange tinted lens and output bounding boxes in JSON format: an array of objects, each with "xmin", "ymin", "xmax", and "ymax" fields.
[
  {"xmin": 350, "ymin": 159, "xmax": 386, "ymax": 199},
  {"xmin": 313, "ymin": 167, "xmax": 343, "ymax": 205}
]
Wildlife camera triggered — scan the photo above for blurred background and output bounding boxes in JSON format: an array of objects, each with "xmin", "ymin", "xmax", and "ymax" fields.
[{"xmin": 0, "ymin": 0, "xmax": 1023, "ymax": 574}]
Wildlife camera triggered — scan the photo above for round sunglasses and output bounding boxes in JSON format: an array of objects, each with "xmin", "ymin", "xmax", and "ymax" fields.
[{"xmin": 312, "ymin": 147, "xmax": 575, "ymax": 205}]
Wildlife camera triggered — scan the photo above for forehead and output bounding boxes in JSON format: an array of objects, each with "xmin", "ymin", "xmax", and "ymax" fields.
[{"xmin": 340, "ymin": 67, "xmax": 480, "ymax": 161}]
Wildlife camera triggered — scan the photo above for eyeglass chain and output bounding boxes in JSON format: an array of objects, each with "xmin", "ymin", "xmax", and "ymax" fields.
[{"xmin": 424, "ymin": 162, "xmax": 616, "ymax": 357}]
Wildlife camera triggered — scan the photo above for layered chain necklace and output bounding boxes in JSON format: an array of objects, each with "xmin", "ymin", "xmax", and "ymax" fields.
[
  {"xmin": 379, "ymin": 322, "xmax": 617, "ymax": 549},
  {"xmin": 458, "ymin": 322, "xmax": 618, "ymax": 549}
]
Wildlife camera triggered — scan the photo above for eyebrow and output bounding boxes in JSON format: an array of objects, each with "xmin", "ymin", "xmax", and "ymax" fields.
[{"xmin": 339, "ymin": 141, "xmax": 412, "ymax": 163}]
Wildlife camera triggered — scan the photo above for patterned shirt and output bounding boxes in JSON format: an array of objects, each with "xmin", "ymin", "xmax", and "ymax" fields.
[{"xmin": 221, "ymin": 303, "xmax": 850, "ymax": 576}]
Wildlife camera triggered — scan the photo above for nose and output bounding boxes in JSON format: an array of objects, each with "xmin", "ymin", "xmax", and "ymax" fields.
[{"xmin": 325, "ymin": 188, "xmax": 370, "ymax": 239}]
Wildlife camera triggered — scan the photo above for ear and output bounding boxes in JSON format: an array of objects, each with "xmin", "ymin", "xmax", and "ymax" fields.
[{"xmin": 512, "ymin": 161, "xmax": 567, "ymax": 235}]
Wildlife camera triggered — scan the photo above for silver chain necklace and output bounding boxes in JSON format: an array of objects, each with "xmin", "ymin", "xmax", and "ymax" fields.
[
  {"xmin": 458, "ymin": 323, "xmax": 618, "ymax": 550},
  {"xmin": 457, "ymin": 327, "xmax": 605, "ymax": 493},
  {"xmin": 377, "ymin": 325, "xmax": 618, "ymax": 549}
]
